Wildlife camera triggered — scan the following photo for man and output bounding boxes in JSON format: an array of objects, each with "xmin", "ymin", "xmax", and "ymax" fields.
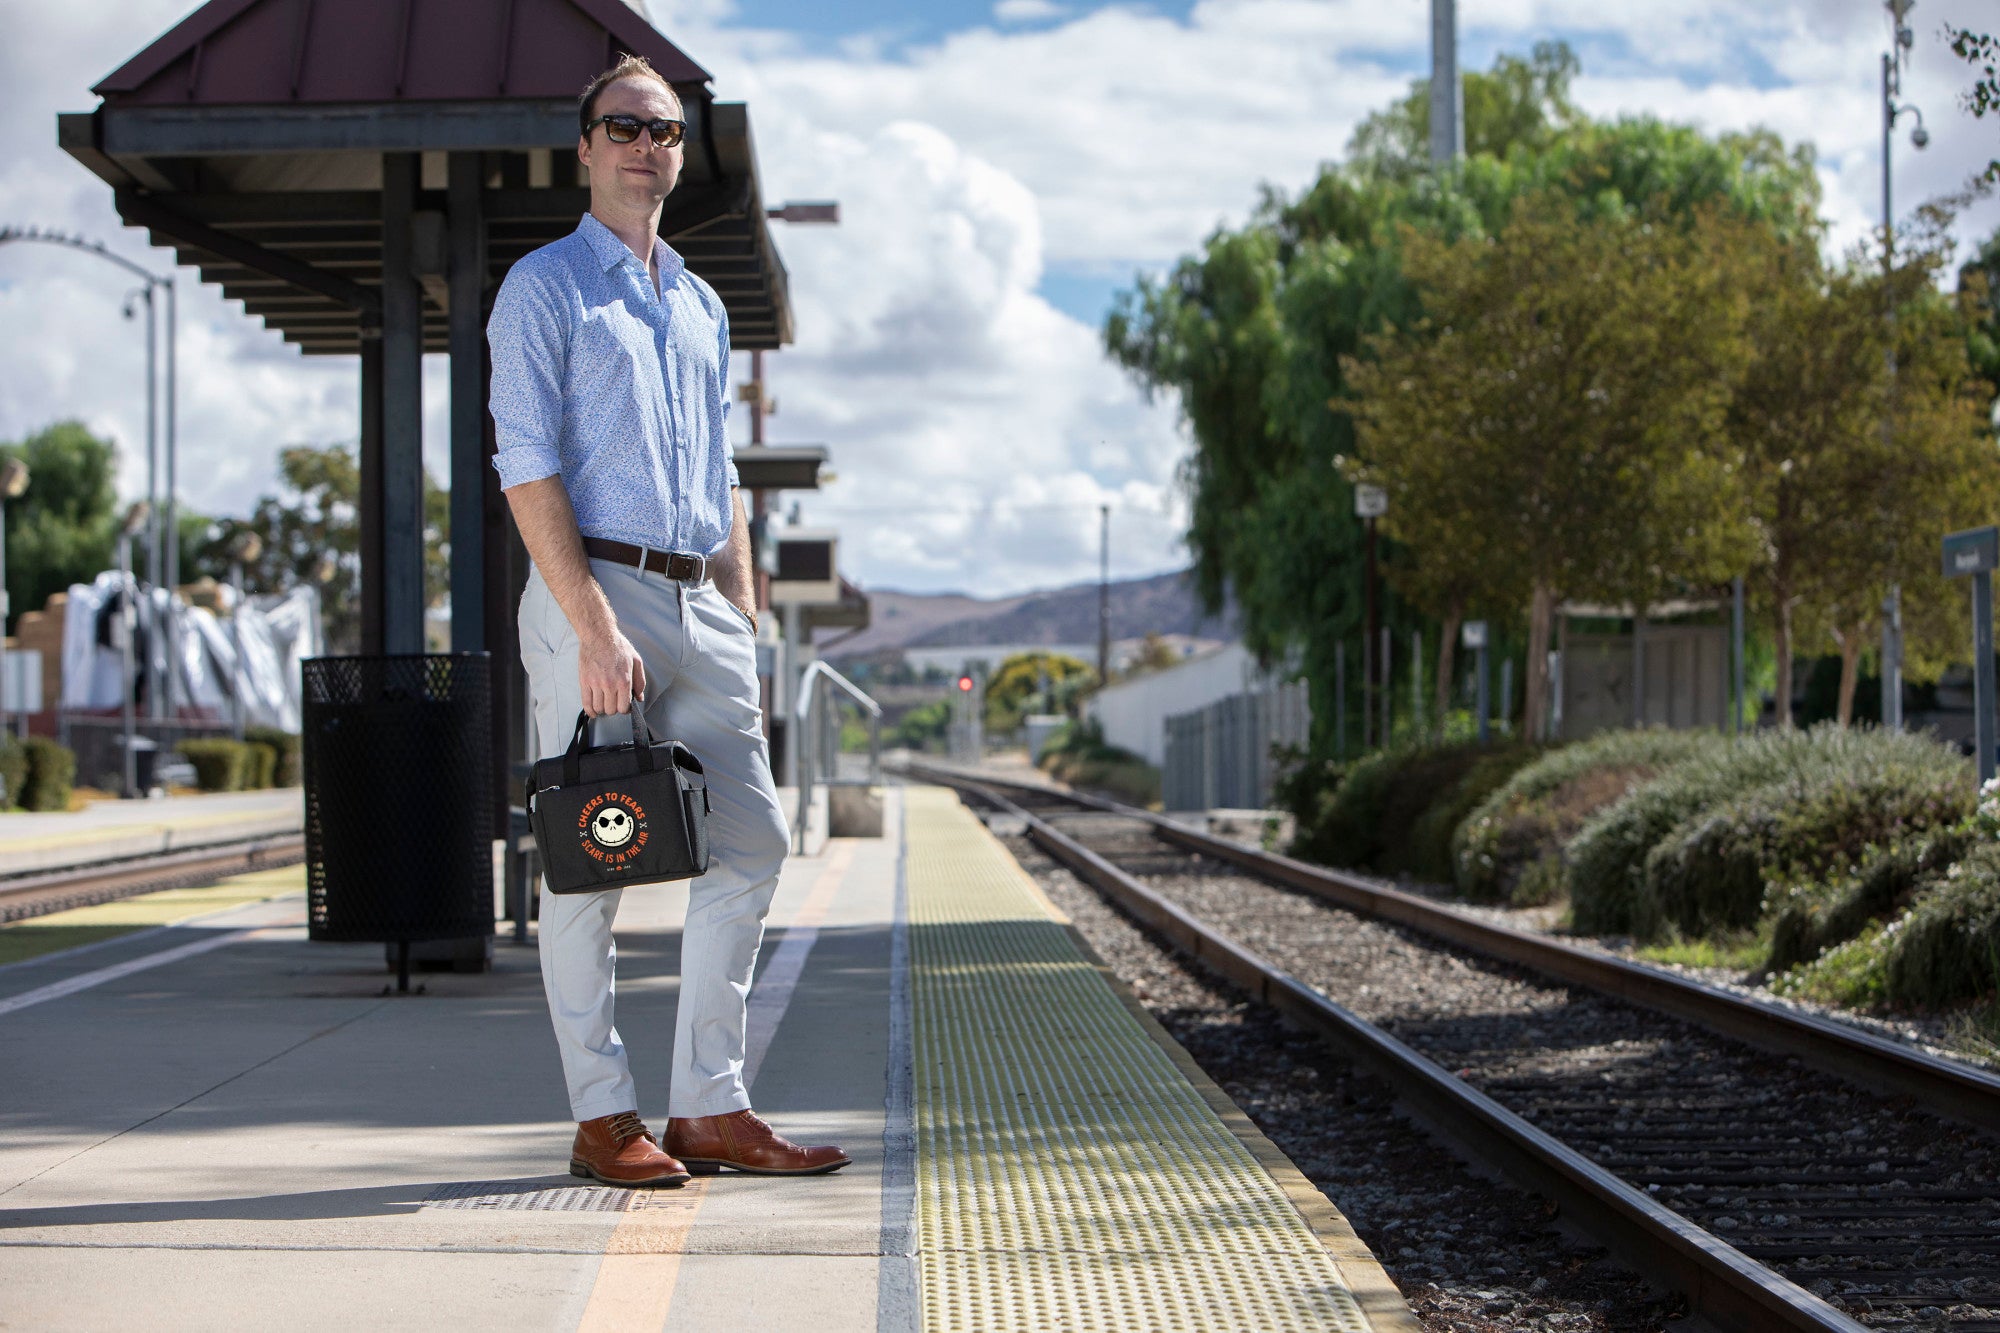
[{"xmin": 489, "ymin": 54, "xmax": 848, "ymax": 1188}]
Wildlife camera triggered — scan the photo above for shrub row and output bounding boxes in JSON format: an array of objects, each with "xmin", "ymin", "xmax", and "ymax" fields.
[
  {"xmin": 1287, "ymin": 724, "xmax": 1998, "ymax": 1010},
  {"xmin": 1454, "ymin": 729, "xmax": 1720, "ymax": 904},
  {"xmin": 1283, "ymin": 740, "xmax": 1541, "ymax": 881},
  {"xmin": 178, "ymin": 732, "xmax": 300, "ymax": 793},
  {"xmin": 0, "ymin": 736, "xmax": 75, "ymax": 811}
]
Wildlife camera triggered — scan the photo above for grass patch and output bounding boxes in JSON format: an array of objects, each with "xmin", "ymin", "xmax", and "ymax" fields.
[
  {"xmin": 1772, "ymin": 921, "xmax": 1894, "ymax": 1009},
  {"xmin": 1635, "ymin": 929, "xmax": 1769, "ymax": 974}
]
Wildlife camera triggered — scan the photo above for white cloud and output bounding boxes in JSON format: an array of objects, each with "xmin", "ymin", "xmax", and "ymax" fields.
[
  {"xmin": 994, "ymin": 0, "xmax": 1066, "ymax": 24},
  {"xmin": 2, "ymin": 0, "xmax": 1997, "ymax": 600}
]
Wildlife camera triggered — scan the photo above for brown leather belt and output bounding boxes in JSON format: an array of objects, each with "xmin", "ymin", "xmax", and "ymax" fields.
[{"xmin": 580, "ymin": 536, "xmax": 710, "ymax": 583}]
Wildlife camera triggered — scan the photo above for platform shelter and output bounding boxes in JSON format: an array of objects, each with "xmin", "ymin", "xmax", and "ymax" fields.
[{"xmin": 57, "ymin": 0, "xmax": 799, "ymax": 820}]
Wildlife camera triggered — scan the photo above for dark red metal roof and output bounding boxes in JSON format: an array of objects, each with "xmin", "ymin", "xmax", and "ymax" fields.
[{"xmin": 94, "ymin": 0, "xmax": 711, "ymax": 105}]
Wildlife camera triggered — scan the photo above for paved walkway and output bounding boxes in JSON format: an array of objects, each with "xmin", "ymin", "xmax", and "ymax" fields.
[{"xmin": 0, "ymin": 786, "xmax": 1409, "ymax": 1331}]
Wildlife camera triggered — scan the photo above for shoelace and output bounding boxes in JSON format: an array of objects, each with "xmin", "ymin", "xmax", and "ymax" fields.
[{"xmin": 605, "ymin": 1110, "xmax": 655, "ymax": 1146}]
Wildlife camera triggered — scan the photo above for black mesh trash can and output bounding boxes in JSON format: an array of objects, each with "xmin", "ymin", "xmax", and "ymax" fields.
[{"xmin": 302, "ymin": 655, "xmax": 493, "ymax": 982}]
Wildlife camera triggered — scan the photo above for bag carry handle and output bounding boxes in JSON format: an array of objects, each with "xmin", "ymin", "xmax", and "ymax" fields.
[{"xmin": 560, "ymin": 697, "xmax": 658, "ymax": 788}]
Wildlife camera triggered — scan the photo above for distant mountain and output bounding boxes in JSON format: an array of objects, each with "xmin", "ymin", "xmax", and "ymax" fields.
[{"xmin": 821, "ymin": 569, "xmax": 1235, "ymax": 659}]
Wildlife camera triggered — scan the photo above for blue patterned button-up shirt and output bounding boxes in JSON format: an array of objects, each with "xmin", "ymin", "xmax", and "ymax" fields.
[{"xmin": 488, "ymin": 213, "xmax": 737, "ymax": 557}]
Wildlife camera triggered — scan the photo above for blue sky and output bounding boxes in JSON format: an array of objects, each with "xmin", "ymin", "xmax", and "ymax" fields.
[{"xmin": 5, "ymin": 0, "xmax": 1999, "ymax": 595}]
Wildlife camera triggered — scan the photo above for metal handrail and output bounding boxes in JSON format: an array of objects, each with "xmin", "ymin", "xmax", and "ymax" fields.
[{"xmin": 792, "ymin": 659, "xmax": 882, "ymax": 854}]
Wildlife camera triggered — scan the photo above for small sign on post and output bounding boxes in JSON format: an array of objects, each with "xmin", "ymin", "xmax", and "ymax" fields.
[
  {"xmin": 1353, "ymin": 484, "xmax": 1388, "ymax": 519},
  {"xmin": 1943, "ymin": 526, "xmax": 1999, "ymax": 786}
]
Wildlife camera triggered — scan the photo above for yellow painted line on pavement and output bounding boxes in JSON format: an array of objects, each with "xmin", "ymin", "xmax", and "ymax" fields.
[{"xmin": 0, "ymin": 865, "xmax": 305, "ymax": 968}]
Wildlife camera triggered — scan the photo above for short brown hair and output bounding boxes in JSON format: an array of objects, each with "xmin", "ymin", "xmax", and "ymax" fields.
[{"xmin": 578, "ymin": 54, "xmax": 681, "ymax": 135}]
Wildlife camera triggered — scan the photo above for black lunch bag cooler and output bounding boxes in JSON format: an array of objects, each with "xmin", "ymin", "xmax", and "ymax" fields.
[{"xmin": 526, "ymin": 705, "xmax": 711, "ymax": 894}]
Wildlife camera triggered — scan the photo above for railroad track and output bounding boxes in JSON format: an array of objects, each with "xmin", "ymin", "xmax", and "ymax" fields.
[
  {"xmin": 902, "ymin": 762, "xmax": 2000, "ymax": 1333},
  {"xmin": 0, "ymin": 835, "xmax": 306, "ymax": 924}
]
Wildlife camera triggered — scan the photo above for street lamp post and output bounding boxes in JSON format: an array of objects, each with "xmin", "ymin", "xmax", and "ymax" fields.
[
  {"xmin": 0, "ymin": 460, "xmax": 28, "ymax": 741},
  {"xmin": 117, "ymin": 501, "xmax": 150, "ymax": 799},
  {"xmin": 229, "ymin": 530, "xmax": 264, "ymax": 740},
  {"xmin": 1880, "ymin": 0, "xmax": 1928, "ymax": 731},
  {"xmin": 0, "ymin": 226, "xmax": 179, "ymax": 720}
]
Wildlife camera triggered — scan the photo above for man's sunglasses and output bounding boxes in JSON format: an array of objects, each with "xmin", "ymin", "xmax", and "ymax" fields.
[{"xmin": 584, "ymin": 115, "xmax": 686, "ymax": 148}]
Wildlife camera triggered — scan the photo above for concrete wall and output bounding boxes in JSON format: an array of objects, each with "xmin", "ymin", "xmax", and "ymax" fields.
[{"xmin": 1085, "ymin": 642, "xmax": 1272, "ymax": 767}]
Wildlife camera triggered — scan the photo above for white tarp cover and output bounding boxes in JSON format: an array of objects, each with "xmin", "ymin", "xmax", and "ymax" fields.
[{"xmin": 60, "ymin": 573, "xmax": 323, "ymax": 731}]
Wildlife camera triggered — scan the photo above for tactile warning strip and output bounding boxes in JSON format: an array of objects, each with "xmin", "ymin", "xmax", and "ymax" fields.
[{"xmin": 904, "ymin": 787, "xmax": 1376, "ymax": 1332}]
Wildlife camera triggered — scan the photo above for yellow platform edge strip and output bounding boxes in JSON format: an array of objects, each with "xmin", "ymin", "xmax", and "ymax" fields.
[{"xmin": 903, "ymin": 785, "xmax": 1414, "ymax": 1333}]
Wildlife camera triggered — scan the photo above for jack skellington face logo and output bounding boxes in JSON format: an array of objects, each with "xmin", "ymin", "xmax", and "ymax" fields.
[{"xmin": 591, "ymin": 806, "xmax": 634, "ymax": 848}]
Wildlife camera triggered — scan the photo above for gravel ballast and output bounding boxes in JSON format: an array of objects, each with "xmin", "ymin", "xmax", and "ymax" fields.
[{"xmin": 997, "ymin": 827, "xmax": 1692, "ymax": 1332}]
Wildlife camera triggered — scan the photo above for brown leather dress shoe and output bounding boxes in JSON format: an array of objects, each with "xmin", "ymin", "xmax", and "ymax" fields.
[
  {"xmin": 569, "ymin": 1110, "xmax": 691, "ymax": 1188},
  {"xmin": 666, "ymin": 1110, "xmax": 850, "ymax": 1176}
]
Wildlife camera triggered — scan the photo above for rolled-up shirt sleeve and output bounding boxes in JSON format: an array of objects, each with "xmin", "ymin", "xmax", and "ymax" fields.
[
  {"xmin": 718, "ymin": 305, "xmax": 740, "ymax": 488},
  {"xmin": 487, "ymin": 266, "xmax": 567, "ymax": 489}
]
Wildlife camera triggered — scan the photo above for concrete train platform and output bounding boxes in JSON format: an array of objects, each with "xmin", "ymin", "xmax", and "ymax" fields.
[
  {"xmin": 0, "ymin": 789, "xmax": 304, "ymax": 876},
  {"xmin": 0, "ymin": 785, "xmax": 1411, "ymax": 1331}
]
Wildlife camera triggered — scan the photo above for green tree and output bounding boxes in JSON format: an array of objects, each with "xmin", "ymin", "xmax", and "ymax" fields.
[
  {"xmin": 984, "ymin": 651, "xmax": 1094, "ymax": 732},
  {"xmin": 190, "ymin": 444, "xmax": 448, "ymax": 654},
  {"xmin": 0, "ymin": 421, "xmax": 118, "ymax": 633},
  {"xmin": 1730, "ymin": 227, "xmax": 2000, "ymax": 726},
  {"xmin": 1346, "ymin": 197, "xmax": 1756, "ymax": 740},
  {"xmin": 1106, "ymin": 43, "xmax": 1821, "ymax": 756},
  {"xmin": 1946, "ymin": 25, "xmax": 1998, "ymax": 183}
]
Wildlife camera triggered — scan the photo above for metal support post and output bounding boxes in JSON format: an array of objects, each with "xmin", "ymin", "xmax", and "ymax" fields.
[
  {"xmin": 1362, "ymin": 516, "xmax": 1378, "ymax": 748},
  {"xmin": 1334, "ymin": 640, "xmax": 1346, "ymax": 761},
  {"xmin": 1977, "ymin": 572, "xmax": 1996, "ymax": 787},
  {"xmin": 447, "ymin": 152, "xmax": 488, "ymax": 653},
  {"xmin": 1732, "ymin": 577, "xmax": 1746, "ymax": 735},
  {"xmin": 161, "ymin": 278, "xmax": 179, "ymax": 720},
  {"xmin": 1097, "ymin": 505, "xmax": 1110, "ymax": 684},
  {"xmin": 1380, "ymin": 625, "xmax": 1391, "ymax": 747},
  {"xmin": 1411, "ymin": 630, "xmax": 1424, "ymax": 737},
  {"xmin": 1882, "ymin": 585, "xmax": 1904, "ymax": 730},
  {"xmin": 378, "ymin": 151, "xmax": 427, "ymax": 654},
  {"xmin": 358, "ymin": 337, "xmax": 385, "ymax": 655},
  {"xmin": 1429, "ymin": 0, "xmax": 1463, "ymax": 164},
  {"xmin": 230, "ymin": 560, "xmax": 245, "ymax": 740},
  {"xmin": 119, "ymin": 537, "xmax": 137, "ymax": 798},
  {"xmin": 1632, "ymin": 611, "xmax": 1648, "ymax": 728},
  {"xmin": 1475, "ymin": 641, "xmax": 1490, "ymax": 744}
]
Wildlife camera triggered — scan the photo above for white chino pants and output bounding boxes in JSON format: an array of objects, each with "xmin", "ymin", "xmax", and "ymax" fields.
[{"xmin": 519, "ymin": 558, "xmax": 789, "ymax": 1121}]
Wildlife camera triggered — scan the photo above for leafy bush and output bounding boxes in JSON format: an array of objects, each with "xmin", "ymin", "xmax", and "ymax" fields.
[
  {"xmin": 1454, "ymin": 729, "xmax": 1720, "ymax": 904},
  {"xmin": 892, "ymin": 699, "xmax": 952, "ymax": 751},
  {"xmin": 1038, "ymin": 719, "xmax": 1162, "ymax": 807},
  {"xmin": 0, "ymin": 736, "xmax": 27, "ymax": 811},
  {"xmin": 242, "ymin": 741, "xmax": 278, "ymax": 790},
  {"xmin": 178, "ymin": 739, "xmax": 249, "ymax": 792},
  {"xmin": 244, "ymin": 726, "xmax": 301, "ymax": 786},
  {"xmin": 1645, "ymin": 755, "xmax": 1969, "ymax": 939},
  {"xmin": 1772, "ymin": 920, "xmax": 1894, "ymax": 1009},
  {"xmin": 1768, "ymin": 827, "xmax": 1973, "ymax": 974},
  {"xmin": 1567, "ymin": 726, "xmax": 1970, "ymax": 939},
  {"xmin": 20, "ymin": 737, "xmax": 75, "ymax": 812},
  {"xmin": 1287, "ymin": 740, "xmax": 1538, "ymax": 878},
  {"xmin": 1885, "ymin": 844, "xmax": 2000, "ymax": 1009}
]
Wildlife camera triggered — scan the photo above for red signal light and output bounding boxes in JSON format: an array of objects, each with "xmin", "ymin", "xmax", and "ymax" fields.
[{"xmin": 957, "ymin": 675, "xmax": 974, "ymax": 692}]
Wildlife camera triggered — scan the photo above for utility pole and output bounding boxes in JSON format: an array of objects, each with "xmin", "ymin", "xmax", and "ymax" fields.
[
  {"xmin": 1430, "ymin": 0, "xmax": 1463, "ymax": 165},
  {"xmin": 1097, "ymin": 504, "xmax": 1111, "ymax": 684},
  {"xmin": 1881, "ymin": 0, "xmax": 1927, "ymax": 731}
]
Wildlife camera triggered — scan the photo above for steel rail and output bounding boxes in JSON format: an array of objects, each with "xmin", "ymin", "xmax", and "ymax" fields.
[
  {"xmin": 933, "ymin": 771, "xmax": 1865, "ymax": 1333},
  {"xmin": 903, "ymin": 760, "xmax": 2000, "ymax": 1137},
  {"xmin": 0, "ymin": 834, "xmax": 305, "ymax": 923}
]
